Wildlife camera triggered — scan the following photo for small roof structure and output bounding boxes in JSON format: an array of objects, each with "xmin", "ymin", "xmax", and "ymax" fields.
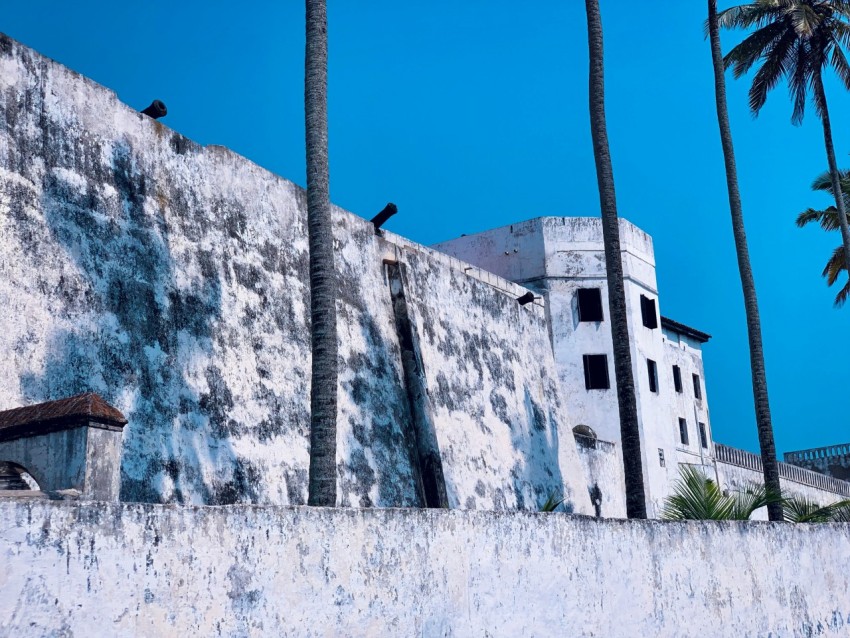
[
  {"xmin": 660, "ymin": 316, "xmax": 711, "ymax": 344},
  {"xmin": 0, "ymin": 392, "xmax": 127, "ymax": 441}
]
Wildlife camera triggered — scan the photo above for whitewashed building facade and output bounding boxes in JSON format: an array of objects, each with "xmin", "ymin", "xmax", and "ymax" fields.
[{"xmin": 434, "ymin": 217, "xmax": 850, "ymax": 517}]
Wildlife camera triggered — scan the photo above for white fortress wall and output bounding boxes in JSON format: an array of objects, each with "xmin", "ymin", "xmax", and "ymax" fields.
[
  {"xmin": 3, "ymin": 499, "xmax": 850, "ymax": 638},
  {"xmin": 0, "ymin": 33, "xmax": 590, "ymax": 513}
]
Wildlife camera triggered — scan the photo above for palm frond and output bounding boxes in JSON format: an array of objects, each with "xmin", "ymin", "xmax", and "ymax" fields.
[
  {"xmin": 539, "ymin": 491, "xmax": 565, "ymax": 512},
  {"xmin": 822, "ymin": 245, "xmax": 845, "ymax": 284},
  {"xmin": 784, "ymin": 496, "xmax": 850, "ymax": 522},
  {"xmin": 834, "ymin": 277, "xmax": 850, "ymax": 307},
  {"xmin": 830, "ymin": 500, "xmax": 850, "ymax": 521},
  {"xmin": 729, "ymin": 484, "xmax": 780, "ymax": 520},
  {"xmin": 796, "ymin": 206, "xmax": 840, "ymax": 230},
  {"xmin": 724, "ymin": 19, "xmax": 789, "ymax": 76},
  {"xmin": 829, "ymin": 32, "xmax": 850, "ymax": 89},
  {"xmin": 661, "ymin": 465, "xmax": 731, "ymax": 520},
  {"xmin": 718, "ymin": 3, "xmax": 784, "ymax": 31}
]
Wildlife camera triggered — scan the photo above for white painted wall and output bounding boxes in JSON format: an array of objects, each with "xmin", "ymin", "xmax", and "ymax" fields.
[
  {"xmin": 3, "ymin": 499, "xmax": 850, "ymax": 637},
  {"xmin": 0, "ymin": 33, "xmax": 590, "ymax": 513},
  {"xmin": 434, "ymin": 217, "xmax": 711, "ymax": 516}
]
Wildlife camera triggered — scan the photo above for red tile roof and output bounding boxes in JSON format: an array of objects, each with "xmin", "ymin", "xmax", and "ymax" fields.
[{"xmin": 0, "ymin": 392, "xmax": 127, "ymax": 441}]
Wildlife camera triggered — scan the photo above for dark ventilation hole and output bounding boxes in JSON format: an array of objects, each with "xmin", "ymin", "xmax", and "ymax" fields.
[
  {"xmin": 699, "ymin": 422, "xmax": 709, "ymax": 449},
  {"xmin": 589, "ymin": 483, "xmax": 603, "ymax": 518},
  {"xmin": 640, "ymin": 295, "xmax": 658, "ymax": 329},
  {"xmin": 678, "ymin": 418, "xmax": 689, "ymax": 446},
  {"xmin": 693, "ymin": 373, "xmax": 702, "ymax": 400},
  {"xmin": 647, "ymin": 359, "xmax": 658, "ymax": 393},
  {"xmin": 573, "ymin": 424, "xmax": 598, "ymax": 449},
  {"xmin": 0, "ymin": 461, "xmax": 38, "ymax": 491},
  {"xmin": 577, "ymin": 288, "xmax": 604, "ymax": 322},
  {"xmin": 583, "ymin": 354, "xmax": 610, "ymax": 390},
  {"xmin": 672, "ymin": 365, "xmax": 683, "ymax": 393}
]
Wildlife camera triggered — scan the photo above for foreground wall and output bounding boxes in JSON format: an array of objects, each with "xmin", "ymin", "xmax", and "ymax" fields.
[
  {"xmin": 0, "ymin": 34, "xmax": 589, "ymax": 512},
  {"xmin": 2, "ymin": 500, "xmax": 850, "ymax": 637}
]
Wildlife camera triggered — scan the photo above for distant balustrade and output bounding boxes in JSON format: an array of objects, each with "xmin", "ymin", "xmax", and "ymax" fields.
[{"xmin": 784, "ymin": 443, "xmax": 850, "ymax": 464}]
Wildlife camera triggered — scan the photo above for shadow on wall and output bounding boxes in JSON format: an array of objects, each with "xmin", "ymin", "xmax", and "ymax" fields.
[
  {"xmin": 23, "ymin": 138, "xmax": 256, "ymax": 504},
  {"xmin": 511, "ymin": 386, "xmax": 571, "ymax": 513}
]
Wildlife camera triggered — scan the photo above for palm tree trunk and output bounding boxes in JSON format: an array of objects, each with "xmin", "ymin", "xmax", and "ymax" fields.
[
  {"xmin": 305, "ymin": 0, "xmax": 338, "ymax": 507},
  {"xmin": 813, "ymin": 76, "xmax": 850, "ymax": 277},
  {"xmin": 708, "ymin": 0, "xmax": 782, "ymax": 522},
  {"xmin": 584, "ymin": 0, "xmax": 647, "ymax": 519}
]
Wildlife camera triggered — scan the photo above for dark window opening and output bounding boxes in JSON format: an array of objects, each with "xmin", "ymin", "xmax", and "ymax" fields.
[
  {"xmin": 577, "ymin": 288, "xmax": 604, "ymax": 322},
  {"xmin": 678, "ymin": 418, "xmax": 689, "ymax": 446},
  {"xmin": 672, "ymin": 365, "xmax": 682, "ymax": 393},
  {"xmin": 647, "ymin": 359, "xmax": 658, "ymax": 393},
  {"xmin": 699, "ymin": 422, "xmax": 708, "ymax": 448},
  {"xmin": 693, "ymin": 373, "xmax": 702, "ymax": 399},
  {"xmin": 583, "ymin": 354, "xmax": 610, "ymax": 390},
  {"xmin": 640, "ymin": 295, "xmax": 658, "ymax": 329},
  {"xmin": 658, "ymin": 448, "xmax": 665, "ymax": 467}
]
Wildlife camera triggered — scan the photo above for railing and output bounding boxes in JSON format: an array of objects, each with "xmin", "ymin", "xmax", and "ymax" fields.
[
  {"xmin": 784, "ymin": 443, "xmax": 850, "ymax": 463},
  {"xmin": 573, "ymin": 433, "xmax": 616, "ymax": 453},
  {"xmin": 714, "ymin": 443, "xmax": 850, "ymax": 498}
]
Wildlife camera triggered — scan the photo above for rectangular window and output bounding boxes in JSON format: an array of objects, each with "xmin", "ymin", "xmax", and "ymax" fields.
[
  {"xmin": 640, "ymin": 295, "xmax": 658, "ymax": 329},
  {"xmin": 658, "ymin": 448, "xmax": 665, "ymax": 467},
  {"xmin": 647, "ymin": 359, "xmax": 658, "ymax": 393},
  {"xmin": 699, "ymin": 422, "xmax": 708, "ymax": 448},
  {"xmin": 577, "ymin": 288, "xmax": 604, "ymax": 322},
  {"xmin": 583, "ymin": 354, "xmax": 610, "ymax": 390},
  {"xmin": 693, "ymin": 373, "xmax": 702, "ymax": 399},
  {"xmin": 672, "ymin": 365, "xmax": 682, "ymax": 393},
  {"xmin": 678, "ymin": 418, "xmax": 689, "ymax": 446}
]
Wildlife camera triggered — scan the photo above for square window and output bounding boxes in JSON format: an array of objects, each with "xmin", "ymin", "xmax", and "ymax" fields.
[
  {"xmin": 672, "ymin": 365, "xmax": 682, "ymax": 393},
  {"xmin": 647, "ymin": 359, "xmax": 658, "ymax": 393},
  {"xmin": 693, "ymin": 374, "xmax": 702, "ymax": 399},
  {"xmin": 640, "ymin": 295, "xmax": 658, "ymax": 329},
  {"xmin": 678, "ymin": 418, "xmax": 689, "ymax": 446},
  {"xmin": 583, "ymin": 354, "xmax": 610, "ymax": 390},
  {"xmin": 699, "ymin": 422, "xmax": 708, "ymax": 448},
  {"xmin": 577, "ymin": 288, "xmax": 604, "ymax": 322}
]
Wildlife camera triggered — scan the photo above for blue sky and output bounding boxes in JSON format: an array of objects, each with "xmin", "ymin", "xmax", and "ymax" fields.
[{"xmin": 3, "ymin": 2, "xmax": 847, "ymax": 455}]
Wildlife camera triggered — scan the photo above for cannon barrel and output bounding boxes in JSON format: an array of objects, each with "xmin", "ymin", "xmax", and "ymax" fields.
[{"xmin": 141, "ymin": 100, "xmax": 167, "ymax": 119}]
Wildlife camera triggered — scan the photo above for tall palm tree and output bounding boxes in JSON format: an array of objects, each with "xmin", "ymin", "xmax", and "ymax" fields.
[
  {"xmin": 796, "ymin": 169, "xmax": 850, "ymax": 305},
  {"xmin": 584, "ymin": 0, "xmax": 647, "ymax": 519},
  {"xmin": 305, "ymin": 0, "xmax": 338, "ymax": 506},
  {"xmin": 707, "ymin": 0, "xmax": 783, "ymax": 521},
  {"xmin": 720, "ymin": 0, "xmax": 850, "ymax": 287}
]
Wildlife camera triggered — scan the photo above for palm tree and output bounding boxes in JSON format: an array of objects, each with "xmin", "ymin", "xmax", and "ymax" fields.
[
  {"xmin": 305, "ymin": 0, "xmax": 338, "ymax": 506},
  {"xmin": 707, "ymin": 0, "xmax": 783, "ymax": 522},
  {"xmin": 584, "ymin": 0, "xmax": 647, "ymax": 519},
  {"xmin": 661, "ymin": 464, "xmax": 780, "ymax": 520},
  {"xmin": 796, "ymin": 169, "xmax": 850, "ymax": 305},
  {"xmin": 720, "ymin": 0, "xmax": 850, "ymax": 288}
]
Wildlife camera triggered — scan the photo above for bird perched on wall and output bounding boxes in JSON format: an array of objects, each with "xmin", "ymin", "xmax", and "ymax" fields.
[{"xmin": 140, "ymin": 100, "xmax": 167, "ymax": 119}]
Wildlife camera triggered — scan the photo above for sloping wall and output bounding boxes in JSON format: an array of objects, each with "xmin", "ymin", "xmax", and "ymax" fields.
[
  {"xmin": 0, "ymin": 34, "xmax": 589, "ymax": 512},
  {"xmin": 3, "ymin": 499, "xmax": 849, "ymax": 637}
]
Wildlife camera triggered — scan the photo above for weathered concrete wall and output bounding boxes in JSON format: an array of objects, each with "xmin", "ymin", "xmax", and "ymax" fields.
[
  {"xmin": 3, "ymin": 499, "xmax": 850, "ymax": 637},
  {"xmin": 0, "ymin": 424, "xmax": 123, "ymax": 499},
  {"xmin": 574, "ymin": 434, "xmax": 627, "ymax": 518},
  {"xmin": 0, "ymin": 34, "xmax": 588, "ymax": 512},
  {"xmin": 434, "ymin": 217, "xmax": 712, "ymax": 516}
]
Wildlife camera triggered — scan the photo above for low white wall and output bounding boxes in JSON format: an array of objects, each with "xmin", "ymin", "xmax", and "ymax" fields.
[{"xmin": 2, "ymin": 499, "xmax": 849, "ymax": 637}]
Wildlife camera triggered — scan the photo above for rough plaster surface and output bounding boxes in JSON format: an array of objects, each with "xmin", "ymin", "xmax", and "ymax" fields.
[
  {"xmin": 2, "ymin": 499, "xmax": 850, "ymax": 637},
  {"xmin": 0, "ymin": 34, "xmax": 588, "ymax": 511}
]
